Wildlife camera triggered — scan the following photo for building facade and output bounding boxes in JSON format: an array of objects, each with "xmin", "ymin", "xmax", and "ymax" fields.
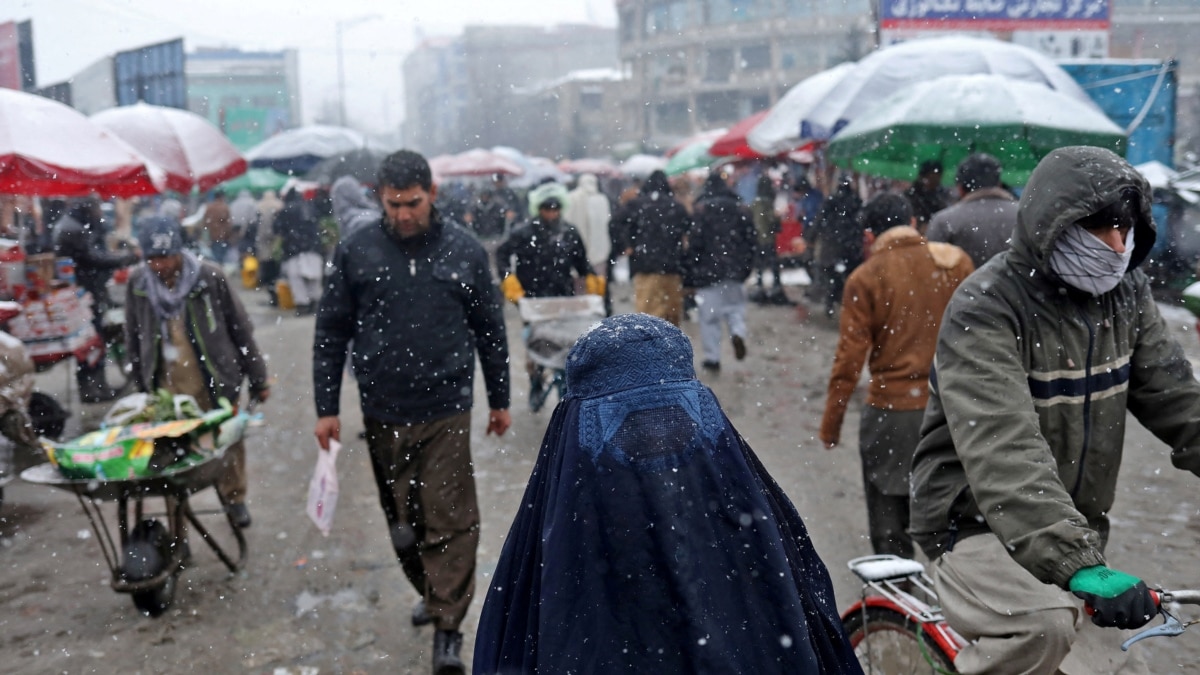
[
  {"xmin": 515, "ymin": 69, "xmax": 629, "ymax": 159},
  {"xmin": 185, "ymin": 48, "xmax": 301, "ymax": 151},
  {"xmin": 616, "ymin": 0, "xmax": 873, "ymax": 149},
  {"xmin": 402, "ymin": 24, "xmax": 619, "ymax": 156}
]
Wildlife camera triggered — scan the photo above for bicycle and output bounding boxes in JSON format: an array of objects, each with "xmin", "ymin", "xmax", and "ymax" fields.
[{"xmin": 841, "ymin": 554, "xmax": 1200, "ymax": 674}]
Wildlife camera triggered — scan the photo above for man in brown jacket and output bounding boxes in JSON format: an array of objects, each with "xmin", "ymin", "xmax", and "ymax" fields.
[
  {"xmin": 819, "ymin": 192, "xmax": 973, "ymax": 557},
  {"xmin": 202, "ymin": 189, "xmax": 234, "ymax": 265}
]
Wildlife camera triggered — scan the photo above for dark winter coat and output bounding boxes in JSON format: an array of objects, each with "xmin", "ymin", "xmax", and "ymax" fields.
[
  {"xmin": 495, "ymin": 218, "xmax": 592, "ymax": 298},
  {"xmin": 622, "ymin": 172, "xmax": 692, "ymax": 276},
  {"xmin": 125, "ymin": 260, "xmax": 270, "ymax": 406},
  {"xmin": 312, "ymin": 211, "xmax": 510, "ymax": 425},
  {"xmin": 686, "ymin": 178, "xmax": 757, "ymax": 287},
  {"xmin": 468, "ymin": 199, "xmax": 508, "ymax": 240},
  {"xmin": 808, "ymin": 187, "xmax": 863, "ymax": 268},
  {"xmin": 910, "ymin": 146, "xmax": 1200, "ymax": 589},
  {"xmin": 474, "ymin": 314, "xmax": 863, "ymax": 675},
  {"xmin": 275, "ymin": 194, "xmax": 323, "ymax": 261},
  {"xmin": 53, "ymin": 212, "xmax": 138, "ymax": 307}
]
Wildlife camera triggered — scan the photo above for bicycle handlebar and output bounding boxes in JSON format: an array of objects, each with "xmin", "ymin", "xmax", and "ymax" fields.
[{"xmin": 1119, "ymin": 588, "xmax": 1200, "ymax": 651}]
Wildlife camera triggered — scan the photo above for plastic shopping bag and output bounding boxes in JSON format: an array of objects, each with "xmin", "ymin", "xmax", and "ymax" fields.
[{"xmin": 306, "ymin": 439, "xmax": 340, "ymax": 536}]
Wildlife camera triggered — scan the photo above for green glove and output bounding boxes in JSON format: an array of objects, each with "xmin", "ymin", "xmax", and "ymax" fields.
[{"xmin": 1069, "ymin": 565, "xmax": 1157, "ymax": 629}]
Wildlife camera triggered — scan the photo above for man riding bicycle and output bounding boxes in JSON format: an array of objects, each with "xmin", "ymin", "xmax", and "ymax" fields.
[{"xmin": 910, "ymin": 147, "xmax": 1200, "ymax": 674}]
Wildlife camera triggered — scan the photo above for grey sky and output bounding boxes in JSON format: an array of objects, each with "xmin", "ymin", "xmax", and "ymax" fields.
[{"xmin": 4, "ymin": 0, "xmax": 617, "ymax": 135}]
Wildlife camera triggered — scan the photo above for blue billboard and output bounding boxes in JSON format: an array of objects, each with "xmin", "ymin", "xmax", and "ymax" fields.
[{"xmin": 880, "ymin": 0, "xmax": 1110, "ymax": 31}]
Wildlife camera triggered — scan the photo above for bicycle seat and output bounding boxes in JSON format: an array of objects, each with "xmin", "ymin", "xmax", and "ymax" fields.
[{"xmin": 848, "ymin": 554, "xmax": 927, "ymax": 582}]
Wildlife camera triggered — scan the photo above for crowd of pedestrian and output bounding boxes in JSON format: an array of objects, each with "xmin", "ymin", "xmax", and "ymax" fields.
[{"xmin": 7, "ymin": 141, "xmax": 1198, "ymax": 675}]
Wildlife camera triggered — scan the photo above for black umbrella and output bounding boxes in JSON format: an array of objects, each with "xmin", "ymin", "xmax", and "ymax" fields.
[{"xmin": 304, "ymin": 147, "xmax": 391, "ymax": 185}]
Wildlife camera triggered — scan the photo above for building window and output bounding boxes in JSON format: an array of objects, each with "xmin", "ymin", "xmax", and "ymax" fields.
[
  {"xmin": 749, "ymin": 94, "xmax": 771, "ymax": 113},
  {"xmin": 645, "ymin": 1, "xmax": 690, "ymax": 36},
  {"xmin": 741, "ymin": 44, "xmax": 771, "ymax": 70},
  {"xmin": 704, "ymin": 48, "xmax": 734, "ymax": 83},
  {"xmin": 781, "ymin": 45, "xmax": 821, "ymax": 70},
  {"xmin": 655, "ymin": 101, "xmax": 691, "ymax": 134},
  {"xmin": 620, "ymin": 8, "xmax": 636, "ymax": 43},
  {"xmin": 698, "ymin": 91, "xmax": 741, "ymax": 126},
  {"xmin": 580, "ymin": 87, "xmax": 604, "ymax": 110},
  {"xmin": 704, "ymin": 0, "xmax": 768, "ymax": 24},
  {"xmin": 785, "ymin": 0, "xmax": 813, "ymax": 17}
]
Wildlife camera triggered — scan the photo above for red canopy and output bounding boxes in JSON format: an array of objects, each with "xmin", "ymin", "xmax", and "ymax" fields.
[
  {"xmin": 0, "ymin": 88, "xmax": 163, "ymax": 197},
  {"xmin": 709, "ymin": 111, "xmax": 772, "ymax": 159},
  {"xmin": 92, "ymin": 103, "xmax": 247, "ymax": 193},
  {"xmin": 430, "ymin": 149, "xmax": 524, "ymax": 180}
]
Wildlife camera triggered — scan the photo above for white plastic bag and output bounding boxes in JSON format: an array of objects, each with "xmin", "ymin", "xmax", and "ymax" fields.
[{"xmin": 306, "ymin": 439, "xmax": 340, "ymax": 536}]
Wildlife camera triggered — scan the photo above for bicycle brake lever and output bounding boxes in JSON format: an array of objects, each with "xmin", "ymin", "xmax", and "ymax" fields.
[{"xmin": 1121, "ymin": 609, "xmax": 1186, "ymax": 651}]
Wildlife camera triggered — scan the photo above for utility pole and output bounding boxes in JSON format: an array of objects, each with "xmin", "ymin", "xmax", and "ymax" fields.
[{"xmin": 337, "ymin": 14, "xmax": 381, "ymax": 127}]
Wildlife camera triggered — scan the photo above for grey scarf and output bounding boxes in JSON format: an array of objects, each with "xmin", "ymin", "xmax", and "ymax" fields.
[
  {"xmin": 140, "ymin": 250, "xmax": 202, "ymax": 321},
  {"xmin": 1048, "ymin": 224, "xmax": 1134, "ymax": 297}
]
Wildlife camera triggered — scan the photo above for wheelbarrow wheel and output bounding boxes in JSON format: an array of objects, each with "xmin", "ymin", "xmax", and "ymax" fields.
[{"xmin": 122, "ymin": 519, "xmax": 177, "ymax": 617}]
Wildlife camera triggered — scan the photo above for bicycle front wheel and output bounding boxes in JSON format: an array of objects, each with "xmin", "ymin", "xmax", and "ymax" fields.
[{"xmin": 842, "ymin": 605, "xmax": 956, "ymax": 675}]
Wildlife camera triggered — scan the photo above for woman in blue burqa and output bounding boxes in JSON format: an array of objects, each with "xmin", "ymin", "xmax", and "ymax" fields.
[{"xmin": 474, "ymin": 314, "xmax": 862, "ymax": 674}]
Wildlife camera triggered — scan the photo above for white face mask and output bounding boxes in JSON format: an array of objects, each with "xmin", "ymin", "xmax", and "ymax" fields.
[{"xmin": 1048, "ymin": 223, "xmax": 1135, "ymax": 296}]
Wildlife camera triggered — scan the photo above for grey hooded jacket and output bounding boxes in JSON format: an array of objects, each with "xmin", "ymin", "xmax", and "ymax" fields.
[{"xmin": 910, "ymin": 146, "xmax": 1200, "ymax": 589}]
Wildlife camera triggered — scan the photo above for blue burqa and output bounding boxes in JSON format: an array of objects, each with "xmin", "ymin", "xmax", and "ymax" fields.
[{"xmin": 474, "ymin": 314, "xmax": 862, "ymax": 674}]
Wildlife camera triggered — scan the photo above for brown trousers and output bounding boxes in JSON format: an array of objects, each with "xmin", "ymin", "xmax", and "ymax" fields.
[
  {"xmin": 633, "ymin": 273, "xmax": 683, "ymax": 326},
  {"xmin": 365, "ymin": 412, "xmax": 479, "ymax": 631}
]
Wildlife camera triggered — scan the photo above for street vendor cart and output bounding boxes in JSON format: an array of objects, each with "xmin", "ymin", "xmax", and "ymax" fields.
[
  {"xmin": 519, "ymin": 295, "xmax": 605, "ymax": 412},
  {"xmin": 20, "ymin": 403, "xmax": 250, "ymax": 617}
]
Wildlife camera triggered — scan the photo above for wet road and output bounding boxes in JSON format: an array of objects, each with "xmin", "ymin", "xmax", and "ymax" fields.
[{"xmin": 2, "ymin": 280, "xmax": 1200, "ymax": 674}]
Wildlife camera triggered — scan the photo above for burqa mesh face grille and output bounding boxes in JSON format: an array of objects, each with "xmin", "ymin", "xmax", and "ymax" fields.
[{"xmin": 611, "ymin": 405, "xmax": 697, "ymax": 464}]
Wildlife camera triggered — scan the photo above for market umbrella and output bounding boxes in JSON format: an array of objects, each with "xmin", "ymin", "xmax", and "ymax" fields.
[
  {"xmin": 804, "ymin": 36, "xmax": 1097, "ymax": 141},
  {"xmin": 0, "ymin": 88, "xmax": 163, "ymax": 197},
  {"xmin": 747, "ymin": 63, "xmax": 855, "ymax": 156},
  {"xmin": 709, "ymin": 110, "xmax": 772, "ymax": 159},
  {"xmin": 618, "ymin": 154, "xmax": 667, "ymax": 178},
  {"xmin": 219, "ymin": 167, "xmax": 291, "ymax": 195},
  {"xmin": 664, "ymin": 139, "xmax": 734, "ymax": 177},
  {"xmin": 558, "ymin": 158, "xmax": 620, "ymax": 177},
  {"xmin": 244, "ymin": 125, "xmax": 367, "ymax": 174},
  {"xmin": 664, "ymin": 128, "xmax": 727, "ymax": 158},
  {"xmin": 92, "ymin": 102, "xmax": 246, "ymax": 194},
  {"xmin": 826, "ymin": 74, "xmax": 1126, "ymax": 186},
  {"xmin": 430, "ymin": 149, "xmax": 524, "ymax": 180},
  {"xmin": 304, "ymin": 147, "xmax": 391, "ymax": 185}
]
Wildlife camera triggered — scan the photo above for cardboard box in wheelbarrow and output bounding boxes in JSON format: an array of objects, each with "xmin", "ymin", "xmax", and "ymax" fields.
[{"xmin": 44, "ymin": 403, "xmax": 239, "ymax": 480}]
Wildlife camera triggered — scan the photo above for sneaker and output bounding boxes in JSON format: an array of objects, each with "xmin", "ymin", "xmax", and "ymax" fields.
[
  {"xmin": 731, "ymin": 335, "xmax": 747, "ymax": 361},
  {"xmin": 225, "ymin": 503, "xmax": 252, "ymax": 529},
  {"xmin": 412, "ymin": 599, "xmax": 434, "ymax": 627},
  {"xmin": 701, "ymin": 360, "xmax": 721, "ymax": 373},
  {"xmin": 432, "ymin": 629, "xmax": 465, "ymax": 675}
]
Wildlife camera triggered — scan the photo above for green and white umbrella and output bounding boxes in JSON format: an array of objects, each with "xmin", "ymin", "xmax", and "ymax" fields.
[{"xmin": 826, "ymin": 74, "xmax": 1127, "ymax": 186}]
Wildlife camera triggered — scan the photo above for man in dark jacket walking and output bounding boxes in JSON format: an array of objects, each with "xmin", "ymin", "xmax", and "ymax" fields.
[
  {"xmin": 618, "ymin": 170, "xmax": 692, "ymax": 325},
  {"xmin": 312, "ymin": 150, "xmax": 510, "ymax": 675},
  {"xmin": 806, "ymin": 176, "xmax": 863, "ymax": 316},
  {"xmin": 53, "ymin": 197, "xmax": 139, "ymax": 402},
  {"xmin": 911, "ymin": 147, "xmax": 1200, "ymax": 673},
  {"xmin": 496, "ymin": 195, "xmax": 596, "ymax": 301},
  {"xmin": 125, "ymin": 217, "xmax": 270, "ymax": 528},
  {"xmin": 275, "ymin": 190, "xmax": 324, "ymax": 316},
  {"xmin": 687, "ymin": 172, "xmax": 757, "ymax": 372}
]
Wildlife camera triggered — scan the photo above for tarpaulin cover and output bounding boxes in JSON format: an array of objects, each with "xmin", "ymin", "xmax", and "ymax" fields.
[{"xmin": 474, "ymin": 314, "xmax": 862, "ymax": 675}]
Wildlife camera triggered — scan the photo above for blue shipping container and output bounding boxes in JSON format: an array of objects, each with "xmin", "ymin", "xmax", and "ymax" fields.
[
  {"xmin": 1059, "ymin": 59, "xmax": 1177, "ymax": 168},
  {"xmin": 114, "ymin": 38, "xmax": 186, "ymax": 109}
]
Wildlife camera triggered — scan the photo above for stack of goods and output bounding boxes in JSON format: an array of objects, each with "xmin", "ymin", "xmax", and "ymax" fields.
[
  {"xmin": 45, "ymin": 391, "xmax": 238, "ymax": 480},
  {"xmin": 5, "ymin": 287, "xmax": 97, "ymax": 359}
]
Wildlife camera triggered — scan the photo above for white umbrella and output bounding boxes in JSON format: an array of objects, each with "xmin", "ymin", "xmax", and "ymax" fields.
[
  {"xmin": 805, "ymin": 36, "xmax": 1097, "ymax": 141},
  {"xmin": 618, "ymin": 154, "xmax": 667, "ymax": 178},
  {"xmin": 747, "ymin": 63, "xmax": 856, "ymax": 156},
  {"xmin": 245, "ymin": 125, "xmax": 367, "ymax": 174}
]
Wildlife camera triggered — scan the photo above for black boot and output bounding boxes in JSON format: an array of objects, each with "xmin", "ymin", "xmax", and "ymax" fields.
[
  {"xmin": 432, "ymin": 629, "xmax": 465, "ymax": 675},
  {"xmin": 77, "ymin": 361, "xmax": 119, "ymax": 404}
]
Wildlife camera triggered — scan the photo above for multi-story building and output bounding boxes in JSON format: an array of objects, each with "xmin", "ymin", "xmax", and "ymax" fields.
[
  {"xmin": 515, "ymin": 68, "xmax": 629, "ymax": 159},
  {"xmin": 616, "ymin": 0, "xmax": 873, "ymax": 149},
  {"xmin": 185, "ymin": 48, "xmax": 301, "ymax": 151},
  {"xmin": 402, "ymin": 24, "xmax": 619, "ymax": 156}
]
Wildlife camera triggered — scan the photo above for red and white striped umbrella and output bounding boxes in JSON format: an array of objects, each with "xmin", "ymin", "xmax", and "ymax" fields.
[
  {"xmin": 93, "ymin": 102, "xmax": 246, "ymax": 193},
  {"xmin": 0, "ymin": 88, "xmax": 163, "ymax": 197}
]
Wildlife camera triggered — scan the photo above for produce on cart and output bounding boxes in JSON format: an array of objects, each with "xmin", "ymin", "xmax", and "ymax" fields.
[{"xmin": 21, "ymin": 391, "xmax": 252, "ymax": 616}]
